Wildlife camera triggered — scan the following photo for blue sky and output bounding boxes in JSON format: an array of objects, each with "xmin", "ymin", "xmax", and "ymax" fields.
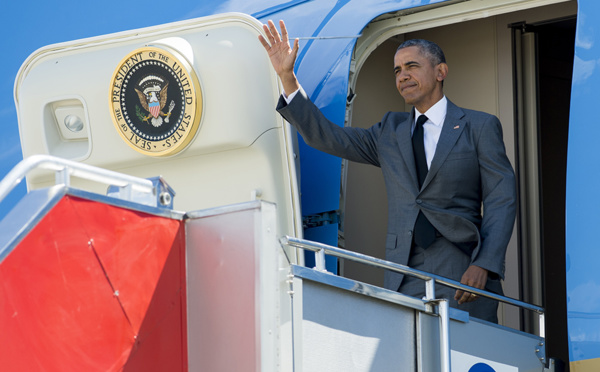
[{"xmin": 0, "ymin": 0, "xmax": 280, "ymax": 218}]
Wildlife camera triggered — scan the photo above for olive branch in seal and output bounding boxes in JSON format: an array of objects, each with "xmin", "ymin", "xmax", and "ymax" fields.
[{"xmin": 135, "ymin": 105, "xmax": 149, "ymax": 124}]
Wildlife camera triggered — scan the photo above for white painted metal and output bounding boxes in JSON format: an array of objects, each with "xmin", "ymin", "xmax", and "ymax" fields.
[
  {"xmin": 185, "ymin": 201, "xmax": 284, "ymax": 372},
  {"xmin": 14, "ymin": 13, "xmax": 303, "ymax": 260},
  {"xmin": 300, "ymin": 279, "xmax": 417, "ymax": 371},
  {"xmin": 438, "ymin": 300, "xmax": 451, "ymax": 372}
]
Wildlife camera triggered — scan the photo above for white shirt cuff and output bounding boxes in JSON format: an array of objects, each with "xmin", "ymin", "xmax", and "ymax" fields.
[{"xmin": 283, "ymin": 89, "xmax": 300, "ymax": 104}]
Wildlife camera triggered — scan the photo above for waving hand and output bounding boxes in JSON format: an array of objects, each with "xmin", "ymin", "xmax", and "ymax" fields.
[{"xmin": 258, "ymin": 20, "xmax": 300, "ymax": 96}]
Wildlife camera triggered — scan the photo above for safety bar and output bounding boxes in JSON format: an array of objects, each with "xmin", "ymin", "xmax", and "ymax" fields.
[
  {"xmin": 282, "ymin": 236, "xmax": 546, "ymax": 372},
  {"xmin": 281, "ymin": 236, "xmax": 545, "ymax": 333},
  {"xmin": 0, "ymin": 155, "xmax": 154, "ymax": 205}
]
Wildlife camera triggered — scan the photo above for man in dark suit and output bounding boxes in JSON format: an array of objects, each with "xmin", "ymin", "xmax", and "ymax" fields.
[{"xmin": 259, "ymin": 20, "xmax": 516, "ymax": 322}]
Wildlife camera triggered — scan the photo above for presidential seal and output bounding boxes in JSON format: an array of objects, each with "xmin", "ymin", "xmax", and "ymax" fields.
[{"xmin": 109, "ymin": 46, "xmax": 202, "ymax": 156}]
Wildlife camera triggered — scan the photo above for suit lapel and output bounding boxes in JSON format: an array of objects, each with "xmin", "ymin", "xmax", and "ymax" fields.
[
  {"xmin": 397, "ymin": 110, "xmax": 420, "ymax": 190},
  {"xmin": 422, "ymin": 100, "xmax": 466, "ymax": 190}
]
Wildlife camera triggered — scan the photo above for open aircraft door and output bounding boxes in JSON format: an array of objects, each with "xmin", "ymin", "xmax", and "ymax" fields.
[{"xmin": 14, "ymin": 13, "xmax": 302, "ymax": 246}]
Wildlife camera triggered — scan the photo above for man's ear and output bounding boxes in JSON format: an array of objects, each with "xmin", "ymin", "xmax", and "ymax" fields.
[{"xmin": 437, "ymin": 63, "xmax": 448, "ymax": 82}]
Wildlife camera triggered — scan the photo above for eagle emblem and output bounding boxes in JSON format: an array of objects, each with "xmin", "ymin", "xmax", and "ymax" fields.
[
  {"xmin": 134, "ymin": 75, "xmax": 176, "ymax": 127},
  {"xmin": 110, "ymin": 46, "xmax": 202, "ymax": 156}
]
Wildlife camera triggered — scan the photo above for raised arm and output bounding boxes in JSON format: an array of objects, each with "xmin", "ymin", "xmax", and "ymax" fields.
[{"xmin": 258, "ymin": 20, "xmax": 301, "ymax": 96}]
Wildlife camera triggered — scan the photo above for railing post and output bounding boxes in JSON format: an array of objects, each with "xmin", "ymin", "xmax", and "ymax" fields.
[
  {"xmin": 438, "ymin": 299, "xmax": 451, "ymax": 372},
  {"xmin": 425, "ymin": 278, "xmax": 436, "ymax": 301},
  {"xmin": 315, "ymin": 248, "xmax": 327, "ymax": 272},
  {"xmin": 538, "ymin": 312, "xmax": 545, "ymax": 338},
  {"xmin": 55, "ymin": 168, "xmax": 70, "ymax": 186}
]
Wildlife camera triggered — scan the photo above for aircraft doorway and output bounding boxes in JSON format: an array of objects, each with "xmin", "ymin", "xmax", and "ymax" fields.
[{"xmin": 340, "ymin": 2, "xmax": 576, "ymax": 366}]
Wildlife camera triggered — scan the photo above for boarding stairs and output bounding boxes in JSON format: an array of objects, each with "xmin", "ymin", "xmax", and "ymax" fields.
[{"xmin": 0, "ymin": 155, "xmax": 556, "ymax": 371}]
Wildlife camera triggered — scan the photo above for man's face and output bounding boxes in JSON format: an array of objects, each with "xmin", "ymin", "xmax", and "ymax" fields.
[{"xmin": 394, "ymin": 46, "xmax": 447, "ymax": 113}]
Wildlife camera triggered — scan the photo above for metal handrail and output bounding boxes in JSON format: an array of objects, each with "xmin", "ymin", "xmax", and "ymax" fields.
[
  {"xmin": 281, "ymin": 235, "xmax": 545, "ymax": 334},
  {"xmin": 282, "ymin": 235, "xmax": 547, "ymax": 372},
  {"xmin": 0, "ymin": 155, "xmax": 154, "ymax": 204}
]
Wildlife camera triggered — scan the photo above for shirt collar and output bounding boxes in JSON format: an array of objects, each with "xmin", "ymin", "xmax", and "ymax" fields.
[{"xmin": 414, "ymin": 95, "xmax": 447, "ymax": 127}]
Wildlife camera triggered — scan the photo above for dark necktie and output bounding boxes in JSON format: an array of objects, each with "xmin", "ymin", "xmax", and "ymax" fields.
[{"xmin": 412, "ymin": 115, "xmax": 437, "ymax": 248}]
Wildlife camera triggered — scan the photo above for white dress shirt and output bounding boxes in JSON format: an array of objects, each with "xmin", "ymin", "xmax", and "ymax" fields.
[{"xmin": 413, "ymin": 96, "xmax": 448, "ymax": 169}]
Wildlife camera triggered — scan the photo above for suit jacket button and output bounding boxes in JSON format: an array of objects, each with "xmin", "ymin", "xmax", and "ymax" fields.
[
  {"xmin": 408, "ymin": 230, "xmax": 413, "ymax": 236},
  {"xmin": 416, "ymin": 199, "xmax": 422, "ymax": 204}
]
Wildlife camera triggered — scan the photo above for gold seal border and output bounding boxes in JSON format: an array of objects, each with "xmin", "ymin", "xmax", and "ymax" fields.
[{"xmin": 109, "ymin": 46, "xmax": 203, "ymax": 157}]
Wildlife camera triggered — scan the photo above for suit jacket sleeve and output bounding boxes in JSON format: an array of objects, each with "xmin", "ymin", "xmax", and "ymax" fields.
[
  {"xmin": 276, "ymin": 87, "xmax": 400, "ymax": 167},
  {"xmin": 471, "ymin": 114, "xmax": 517, "ymax": 279}
]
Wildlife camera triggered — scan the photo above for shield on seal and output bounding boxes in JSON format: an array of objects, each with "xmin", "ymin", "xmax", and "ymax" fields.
[{"xmin": 149, "ymin": 101, "xmax": 160, "ymax": 118}]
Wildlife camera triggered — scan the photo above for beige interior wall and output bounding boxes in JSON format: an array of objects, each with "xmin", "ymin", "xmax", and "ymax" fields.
[
  {"xmin": 414, "ymin": 19, "xmax": 500, "ymax": 116},
  {"xmin": 343, "ymin": 39, "xmax": 404, "ymax": 286},
  {"xmin": 343, "ymin": 1, "xmax": 576, "ymax": 328}
]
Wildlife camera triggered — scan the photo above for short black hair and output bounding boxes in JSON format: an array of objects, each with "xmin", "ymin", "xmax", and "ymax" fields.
[{"xmin": 396, "ymin": 39, "xmax": 446, "ymax": 66}]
